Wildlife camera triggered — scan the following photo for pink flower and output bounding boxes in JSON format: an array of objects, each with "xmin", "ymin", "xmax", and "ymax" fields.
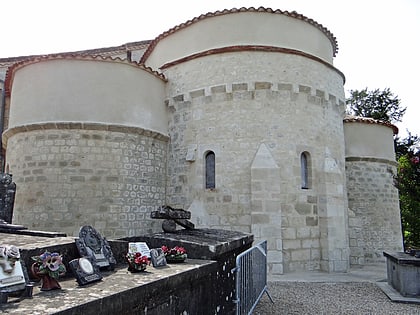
[{"xmin": 411, "ymin": 156, "xmax": 419, "ymax": 164}]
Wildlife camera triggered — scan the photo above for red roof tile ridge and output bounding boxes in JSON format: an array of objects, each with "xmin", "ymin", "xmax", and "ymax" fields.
[
  {"xmin": 4, "ymin": 53, "xmax": 166, "ymax": 96},
  {"xmin": 343, "ymin": 115, "xmax": 399, "ymax": 134},
  {"xmin": 0, "ymin": 40, "xmax": 151, "ymax": 63},
  {"xmin": 140, "ymin": 6, "xmax": 338, "ymax": 64}
]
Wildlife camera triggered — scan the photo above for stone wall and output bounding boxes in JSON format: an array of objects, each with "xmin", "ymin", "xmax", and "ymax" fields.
[
  {"xmin": 163, "ymin": 52, "xmax": 348, "ymax": 273},
  {"xmin": 4, "ymin": 124, "xmax": 168, "ymax": 238},
  {"xmin": 346, "ymin": 158, "xmax": 403, "ymax": 264}
]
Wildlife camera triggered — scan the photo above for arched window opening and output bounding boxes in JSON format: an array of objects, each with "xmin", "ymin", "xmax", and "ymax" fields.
[
  {"xmin": 301, "ymin": 152, "xmax": 311, "ymax": 189},
  {"xmin": 205, "ymin": 151, "xmax": 215, "ymax": 189}
]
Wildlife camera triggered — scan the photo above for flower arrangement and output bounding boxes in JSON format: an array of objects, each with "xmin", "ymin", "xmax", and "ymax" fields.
[
  {"xmin": 126, "ymin": 252, "xmax": 150, "ymax": 272},
  {"xmin": 31, "ymin": 251, "xmax": 66, "ymax": 279},
  {"xmin": 31, "ymin": 251, "xmax": 66, "ymax": 290},
  {"xmin": 161, "ymin": 245, "xmax": 187, "ymax": 263}
]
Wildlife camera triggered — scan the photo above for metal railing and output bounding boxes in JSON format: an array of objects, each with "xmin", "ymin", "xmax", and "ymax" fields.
[{"xmin": 232, "ymin": 240, "xmax": 273, "ymax": 315}]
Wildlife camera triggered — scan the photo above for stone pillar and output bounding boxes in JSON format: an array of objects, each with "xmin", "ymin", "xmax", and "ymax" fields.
[
  {"xmin": 318, "ymin": 149, "xmax": 350, "ymax": 272},
  {"xmin": 251, "ymin": 143, "xmax": 283, "ymax": 275}
]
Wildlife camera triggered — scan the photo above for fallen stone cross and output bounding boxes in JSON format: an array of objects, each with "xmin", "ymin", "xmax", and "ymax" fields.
[{"xmin": 151, "ymin": 205, "xmax": 195, "ymax": 232}]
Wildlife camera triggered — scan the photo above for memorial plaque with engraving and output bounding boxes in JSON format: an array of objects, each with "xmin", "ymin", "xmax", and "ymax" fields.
[
  {"xmin": 0, "ymin": 245, "xmax": 26, "ymax": 292},
  {"xmin": 150, "ymin": 248, "xmax": 167, "ymax": 267},
  {"xmin": 75, "ymin": 226, "xmax": 116, "ymax": 270},
  {"xmin": 69, "ymin": 257, "xmax": 102, "ymax": 286},
  {"xmin": 128, "ymin": 242, "xmax": 151, "ymax": 258}
]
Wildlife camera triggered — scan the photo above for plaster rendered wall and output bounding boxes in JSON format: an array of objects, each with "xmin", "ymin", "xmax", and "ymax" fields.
[
  {"xmin": 344, "ymin": 123, "xmax": 396, "ymax": 161},
  {"xmin": 163, "ymin": 51, "xmax": 348, "ymax": 273},
  {"xmin": 344, "ymin": 122, "xmax": 403, "ymax": 264},
  {"xmin": 4, "ymin": 58, "xmax": 169, "ymax": 238},
  {"xmin": 8, "ymin": 59, "xmax": 168, "ymax": 135},
  {"xmin": 5, "ymin": 126, "xmax": 167, "ymax": 238},
  {"xmin": 144, "ymin": 11, "xmax": 335, "ymax": 69}
]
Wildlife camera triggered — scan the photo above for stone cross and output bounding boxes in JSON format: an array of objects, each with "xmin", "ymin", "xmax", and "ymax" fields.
[{"xmin": 151, "ymin": 205, "xmax": 195, "ymax": 233}]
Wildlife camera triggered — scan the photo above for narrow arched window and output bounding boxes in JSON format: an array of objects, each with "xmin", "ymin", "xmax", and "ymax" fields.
[
  {"xmin": 205, "ymin": 151, "xmax": 215, "ymax": 189},
  {"xmin": 301, "ymin": 152, "xmax": 310, "ymax": 189}
]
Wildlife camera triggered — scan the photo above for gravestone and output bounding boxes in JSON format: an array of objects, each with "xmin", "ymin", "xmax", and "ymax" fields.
[
  {"xmin": 0, "ymin": 173, "xmax": 16, "ymax": 224},
  {"xmin": 150, "ymin": 248, "xmax": 167, "ymax": 267},
  {"xmin": 0, "ymin": 244, "xmax": 29, "ymax": 304},
  {"xmin": 75, "ymin": 226, "xmax": 116, "ymax": 270},
  {"xmin": 69, "ymin": 257, "xmax": 102, "ymax": 286}
]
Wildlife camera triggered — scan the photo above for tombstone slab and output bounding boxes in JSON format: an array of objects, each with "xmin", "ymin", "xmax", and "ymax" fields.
[{"xmin": 75, "ymin": 226, "xmax": 116, "ymax": 270}]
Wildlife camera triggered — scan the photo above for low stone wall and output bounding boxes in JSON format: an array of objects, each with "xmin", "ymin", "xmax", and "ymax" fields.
[
  {"xmin": 1, "ymin": 229, "xmax": 252, "ymax": 314},
  {"xmin": 122, "ymin": 228, "xmax": 254, "ymax": 314}
]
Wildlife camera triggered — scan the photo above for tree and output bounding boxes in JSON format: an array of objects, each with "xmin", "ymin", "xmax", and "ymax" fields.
[
  {"xmin": 346, "ymin": 88, "xmax": 406, "ymax": 123},
  {"xmin": 394, "ymin": 135, "xmax": 420, "ymax": 249},
  {"xmin": 346, "ymin": 88, "xmax": 420, "ymax": 249}
]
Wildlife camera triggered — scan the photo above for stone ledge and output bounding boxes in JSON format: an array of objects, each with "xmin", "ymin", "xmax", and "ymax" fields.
[
  {"xmin": 122, "ymin": 228, "xmax": 254, "ymax": 260},
  {"xmin": 166, "ymin": 81, "xmax": 344, "ymax": 108},
  {"xmin": 2, "ymin": 122, "xmax": 170, "ymax": 146},
  {"xmin": 1, "ymin": 260, "xmax": 217, "ymax": 315}
]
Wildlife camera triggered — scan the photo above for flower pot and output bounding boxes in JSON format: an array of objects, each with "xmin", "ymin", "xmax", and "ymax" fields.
[
  {"xmin": 165, "ymin": 254, "xmax": 187, "ymax": 263},
  {"xmin": 128, "ymin": 262, "xmax": 148, "ymax": 272},
  {"xmin": 31, "ymin": 263, "xmax": 62, "ymax": 291}
]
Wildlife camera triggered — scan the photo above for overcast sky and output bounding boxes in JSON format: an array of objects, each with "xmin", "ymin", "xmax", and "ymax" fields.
[{"xmin": 2, "ymin": 0, "xmax": 419, "ymax": 138}]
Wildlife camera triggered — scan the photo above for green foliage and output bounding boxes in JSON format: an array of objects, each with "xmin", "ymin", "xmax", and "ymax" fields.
[
  {"xmin": 395, "ymin": 135, "xmax": 420, "ymax": 249},
  {"xmin": 346, "ymin": 88, "xmax": 406, "ymax": 123}
]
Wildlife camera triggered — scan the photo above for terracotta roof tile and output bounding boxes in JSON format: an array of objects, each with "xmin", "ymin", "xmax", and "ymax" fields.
[
  {"xmin": 0, "ymin": 40, "xmax": 151, "ymax": 63},
  {"xmin": 140, "ymin": 7, "xmax": 338, "ymax": 64},
  {"xmin": 4, "ymin": 53, "xmax": 166, "ymax": 96},
  {"xmin": 343, "ymin": 115, "xmax": 399, "ymax": 135}
]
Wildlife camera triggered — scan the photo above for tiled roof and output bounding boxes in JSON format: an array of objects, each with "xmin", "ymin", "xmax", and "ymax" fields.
[
  {"xmin": 140, "ymin": 7, "xmax": 338, "ymax": 64},
  {"xmin": 0, "ymin": 40, "xmax": 151, "ymax": 64},
  {"xmin": 4, "ymin": 53, "xmax": 166, "ymax": 96},
  {"xmin": 343, "ymin": 115, "xmax": 399, "ymax": 135}
]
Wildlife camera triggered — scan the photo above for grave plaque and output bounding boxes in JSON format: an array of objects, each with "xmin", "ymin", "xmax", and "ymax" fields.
[
  {"xmin": 129, "ymin": 242, "xmax": 151, "ymax": 258},
  {"xmin": 150, "ymin": 248, "xmax": 167, "ymax": 267},
  {"xmin": 69, "ymin": 257, "xmax": 102, "ymax": 286},
  {"xmin": 0, "ymin": 245, "xmax": 26, "ymax": 292},
  {"xmin": 75, "ymin": 226, "xmax": 116, "ymax": 270}
]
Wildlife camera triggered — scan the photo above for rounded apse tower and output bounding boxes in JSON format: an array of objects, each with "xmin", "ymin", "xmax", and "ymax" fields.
[
  {"xmin": 344, "ymin": 116, "xmax": 403, "ymax": 264},
  {"xmin": 142, "ymin": 8, "xmax": 349, "ymax": 273},
  {"xmin": 4, "ymin": 56, "xmax": 168, "ymax": 238}
]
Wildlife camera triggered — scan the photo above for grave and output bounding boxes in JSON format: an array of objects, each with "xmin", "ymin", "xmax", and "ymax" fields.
[
  {"xmin": 0, "ymin": 227, "xmax": 253, "ymax": 314},
  {"xmin": 383, "ymin": 251, "xmax": 420, "ymax": 298}
]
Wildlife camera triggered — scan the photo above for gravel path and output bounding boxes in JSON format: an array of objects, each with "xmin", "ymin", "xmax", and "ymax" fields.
[{"xmin": 253, "ymin": 282, "xmax": 420, "ymax": 315}]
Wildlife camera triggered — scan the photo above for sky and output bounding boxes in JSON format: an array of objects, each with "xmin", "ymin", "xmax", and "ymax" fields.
[{"xmin": 1, "ymin": 0, "xmax": 419, "ymax": 138}]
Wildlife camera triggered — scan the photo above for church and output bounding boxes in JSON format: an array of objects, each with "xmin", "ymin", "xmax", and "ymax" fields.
[{"xmin": 0, "ymin": 7, "xmax": 403, "ymax": 274}]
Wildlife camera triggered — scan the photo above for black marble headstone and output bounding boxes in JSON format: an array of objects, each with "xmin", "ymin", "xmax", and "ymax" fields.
[
  {"xmin": 69, "ymin": 257, "xmax": 102, "ymax": 286},
  {"xmin": 0, "ymin": 174, "xmax": 16, "ymax": 224},
  {"xmin": 150, "ymin": 248, "xmax": 167, "ymax": 267},
  {"xmin": 75, "ymin": 226, "xmax": 116, "ymax": 270}
]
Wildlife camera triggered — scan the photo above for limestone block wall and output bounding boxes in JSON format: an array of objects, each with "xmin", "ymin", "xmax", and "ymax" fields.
[
  {"xmin": 344, "ymin": 121, "xmax": 403, "ymax": 264},
  {"xmin": 163, "ymin": 51, "xmax": 348, "ymax": 273},
  {"xmin": 4, "ymin": 124, "xmax": 168, "ymax": 238},
  {"xmin": 4, "ymin": 56, "xmax": 169, "ymax": 238}
]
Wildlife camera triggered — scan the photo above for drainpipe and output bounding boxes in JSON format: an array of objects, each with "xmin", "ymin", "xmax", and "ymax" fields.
[{"xmin": 0, "ymin": 79, "xmax": 5, "ymax": 173}]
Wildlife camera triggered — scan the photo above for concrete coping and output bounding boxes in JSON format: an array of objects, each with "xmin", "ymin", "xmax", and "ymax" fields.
[{"xmin": 383, "ymin": 251, "xmax": 420, "ymax": 267}]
